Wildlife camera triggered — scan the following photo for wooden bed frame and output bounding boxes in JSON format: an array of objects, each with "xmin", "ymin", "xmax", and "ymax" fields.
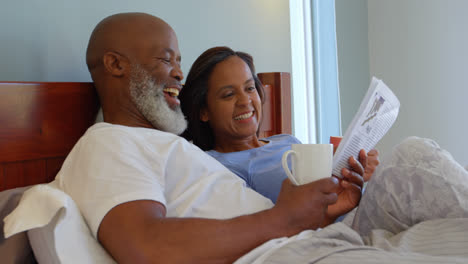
[{"xmin": 0, "ymin": 72, "xmax": 291, "ymax": 192}]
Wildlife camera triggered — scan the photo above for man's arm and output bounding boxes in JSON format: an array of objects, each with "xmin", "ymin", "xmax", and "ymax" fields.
[{"xmin": 98, "ymin": 177, "xmax": 339, "ymax": 264}]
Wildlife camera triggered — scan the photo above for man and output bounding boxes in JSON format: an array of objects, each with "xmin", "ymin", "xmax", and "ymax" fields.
[
  {"xmin": 56, "ymin": 12, "xmax": 365, "ymax": 263},
  {"xmin": 56, "ymin": 12, "xmax": 468, "ymax": 264}
]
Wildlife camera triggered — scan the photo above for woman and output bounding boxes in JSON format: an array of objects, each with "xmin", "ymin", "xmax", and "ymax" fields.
[{"xmin": 180, "ymin": 47, "xmax": 377, "ymax": 221}]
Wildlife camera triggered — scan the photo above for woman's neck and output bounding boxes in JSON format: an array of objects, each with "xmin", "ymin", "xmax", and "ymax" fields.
[{"xmin": 213, "ymin": 135, "xmax": 267, "ymax": 153}]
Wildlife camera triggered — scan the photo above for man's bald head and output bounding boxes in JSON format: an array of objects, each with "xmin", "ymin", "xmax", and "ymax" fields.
[
  {"xmin": 86, "ymin": 12, "xmax": 174, "ymax": 79},
  {"xmin": 84, "ymin": 12, "xmax": 185, "ymax": 131}
]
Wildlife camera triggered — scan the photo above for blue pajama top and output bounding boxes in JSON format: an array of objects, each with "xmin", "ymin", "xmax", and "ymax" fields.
[{"xmin": 206, "ymin": 134, "xmax": 301, "ymax": 203}]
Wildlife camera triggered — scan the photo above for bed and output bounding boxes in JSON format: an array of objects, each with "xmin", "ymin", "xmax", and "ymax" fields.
[
  {"xmin": 2, "ymin": 73, "xmax": 468, "ymax": 264},
  {"xmin": 0, "ymin": 72, "xmax": 291, "ymax": 263}
]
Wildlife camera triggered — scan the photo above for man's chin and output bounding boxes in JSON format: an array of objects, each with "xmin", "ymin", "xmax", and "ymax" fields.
[
  {"xmin": 164, "ymin": 93, "xmax": 181, "ymax": 110},
  {"xmin": 169, "ymin": 104, "xmax": 180, "ymax": 111},
  {"xmin": 164, "ymin": 118, "xmax": 187, "ymax": 135},
  {"xmin": 153, "ymin": 108, "xmax": 187, "ymax": 135}
]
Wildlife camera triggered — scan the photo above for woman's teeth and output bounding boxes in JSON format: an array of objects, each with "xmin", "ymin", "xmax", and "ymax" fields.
[{"xmin": 234, "ymin": 112, "xmax": 253, "ymax": 120}]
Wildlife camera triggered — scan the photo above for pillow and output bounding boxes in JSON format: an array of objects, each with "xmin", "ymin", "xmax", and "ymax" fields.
[
  {"xmin": 0, "ymin": 186, "xmax": 36, "ymax": 264},
  {"xmin": 95, "ymin": 107, "xmax": 103, "ymax": 123},
  {"xmin": 4, "ymin": 183, "xmax": 115, "ymax": 264}
]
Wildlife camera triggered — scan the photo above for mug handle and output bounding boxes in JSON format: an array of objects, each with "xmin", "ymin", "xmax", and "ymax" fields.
[{"xmin": 282, "ymin": 150, "xmax": 299, "ymax": 185}]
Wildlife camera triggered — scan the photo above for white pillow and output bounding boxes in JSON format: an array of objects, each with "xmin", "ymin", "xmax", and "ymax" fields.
[
  {"xmin": 3, "ymin": 184, "xmax": 115, "ymax": 264},
  {"xmin": 0, "ymin": 186, "xmax": 35, "ymax": 263}
]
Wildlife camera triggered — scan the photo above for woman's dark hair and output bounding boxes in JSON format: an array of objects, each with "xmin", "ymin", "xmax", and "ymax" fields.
[{"xmin": 179, "ymin": 46, "xmax": 265, "ymax": 151}]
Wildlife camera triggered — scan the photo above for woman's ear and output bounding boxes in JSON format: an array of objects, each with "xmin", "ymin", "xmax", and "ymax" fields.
[
  {"xmin": 200, "ymin": 108, "xmax": 209, "ymax": 122},
  {"xmin": 102, "ymin": 51, "xmax": 129, "ymax": 77}
]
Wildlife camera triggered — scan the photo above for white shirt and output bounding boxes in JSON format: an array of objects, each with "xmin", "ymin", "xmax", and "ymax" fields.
[{"xmin": 55, "ymin": 123, "xmax": 274, "ymax": 238}]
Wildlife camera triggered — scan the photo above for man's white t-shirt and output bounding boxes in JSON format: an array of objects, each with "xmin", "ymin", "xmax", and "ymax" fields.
[{"xmin": 55, "ymin": 123, "xmax": 274, "ymax": 238}]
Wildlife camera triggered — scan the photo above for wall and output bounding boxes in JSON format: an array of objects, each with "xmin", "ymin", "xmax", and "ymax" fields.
[
  {"xmin": 335, "ymin": 0, "xmax": 370, "ymax": 133},
  {"xmin": 367, "ymin": 0, "xmax": 468, "ymax": 165},
  {"xmin": 0, "ymin": 0, "xmax": 291, "ymax": 82}
]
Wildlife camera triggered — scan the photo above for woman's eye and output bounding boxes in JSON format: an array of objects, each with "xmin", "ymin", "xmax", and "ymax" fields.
[
  {"xmin": 247, "ymin": 86, "xmax": 256, "ymax": 92},
  {"xmin": 222, "ymin": 93, "xmax": 234, "ymax": 98}
]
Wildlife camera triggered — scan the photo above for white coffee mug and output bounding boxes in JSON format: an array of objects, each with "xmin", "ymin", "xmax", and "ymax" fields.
[{"xmin": 282, "ymin": 144, "xmax": 333, "ymax": 185}]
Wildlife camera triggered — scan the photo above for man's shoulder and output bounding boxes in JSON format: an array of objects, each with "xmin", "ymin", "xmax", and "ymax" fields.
[
  {"xmin": 86, "ymin": 122, "xmax": 178, "ymax": 139},
  {"xmin": 64, "ymin": 122, "xmax": 200, "ymax": 169},
  {"xmin": 80, "ymin": 122, "xmax": 187, "ymax": 149}
]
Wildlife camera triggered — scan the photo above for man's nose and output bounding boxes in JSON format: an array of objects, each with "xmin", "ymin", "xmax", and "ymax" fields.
[{"xmin": 171, "ymin": 64, "xmax": 184, "ymax": 81}]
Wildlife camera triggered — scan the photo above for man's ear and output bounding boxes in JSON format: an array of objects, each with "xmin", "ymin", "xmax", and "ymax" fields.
[
  {"xmin": 102, "ymin": 51, "xmax": 129, "ymax": 77},
  {"xmin": 200, "ymin": 108, "xmax": 209, "ymax": 122}
]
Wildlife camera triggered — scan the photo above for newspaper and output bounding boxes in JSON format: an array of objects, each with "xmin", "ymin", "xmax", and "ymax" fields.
[{"xmin": 332, "ymin": 77, "xmax": 400, "ymax": 177}]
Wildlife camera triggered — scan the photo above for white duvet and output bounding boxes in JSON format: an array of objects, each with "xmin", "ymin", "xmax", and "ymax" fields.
[{"xmin": 4, "ymin": 137, "xmax": 468, "ymax": 264}]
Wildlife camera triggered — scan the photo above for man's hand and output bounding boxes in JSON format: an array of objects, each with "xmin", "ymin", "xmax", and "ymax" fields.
[
  {"xmin": 274, "ymin": 177, "xmax": 339, "ymax": 235},
  {"xmin": 324, "ymin": 152, "xmax": 366, "ymax": 226}
]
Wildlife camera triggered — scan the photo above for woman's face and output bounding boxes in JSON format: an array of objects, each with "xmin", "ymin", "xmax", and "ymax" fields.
[{"xmin": 201, "ymin": 56, "xmax": 262, "ymax": 142}]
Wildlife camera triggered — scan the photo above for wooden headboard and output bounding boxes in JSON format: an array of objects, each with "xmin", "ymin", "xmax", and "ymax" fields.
[
  {"xmin": 0, "ymin": 72, "xmax": 291, "ymax": 191},
  {"xmin": 258, "ymin": 72, "xmax": 292, "ymax": 138},
  {"xmin": 0, "ymin": 82, "xmax": 100, "ymax": 191}
]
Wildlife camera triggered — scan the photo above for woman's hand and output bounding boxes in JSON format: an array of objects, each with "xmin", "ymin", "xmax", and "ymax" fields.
[{"xmin": 361, "ymin": 149, "xmax": 380, "ymax": 182}]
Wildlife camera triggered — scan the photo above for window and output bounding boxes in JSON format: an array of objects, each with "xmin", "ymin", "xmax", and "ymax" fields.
[{"xmin": 289, "ymin": 0, "xmax": 341, "ymax": 143}]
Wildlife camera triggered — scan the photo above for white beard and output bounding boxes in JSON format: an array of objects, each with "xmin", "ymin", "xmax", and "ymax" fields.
[{"xmin": 129, "ymin": 65, "xmax": 187, "ymax": 135}]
